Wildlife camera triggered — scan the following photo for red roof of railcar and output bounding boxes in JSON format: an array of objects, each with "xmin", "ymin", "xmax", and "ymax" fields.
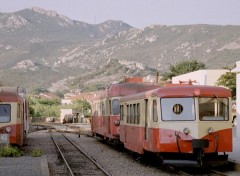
[
  {"xmin": 120, "ymin": 85, "xmax": 231, "ymax": 102},
  {"xmin": 91, "ymin": 82, "xmax": 161, "ymax": 101},
  {"xmin": 107, "ymin": 82, "xmax": 160, "ymax": 97},
  {"xmin": 0, "ymin": 87, "xmax": 23, "ymax": 102},
  {"xmin": 155, "ymin": 85, "xmax": 231, "ymax": 98}
]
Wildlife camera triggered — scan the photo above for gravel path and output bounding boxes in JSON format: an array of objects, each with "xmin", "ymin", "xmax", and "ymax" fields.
[{"xmin": 22, "ymin": 129, "xmax": 68, "ymax": 176}]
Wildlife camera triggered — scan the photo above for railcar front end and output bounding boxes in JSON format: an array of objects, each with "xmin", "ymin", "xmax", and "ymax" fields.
[
  {"xmin": 158, "ymin": 96, "xmax": 232, "ymax": 166},
  {"xmin": 0, "ymin": 87, "xmax": 28, "ymax": 146},
  {"xmin": 120, "ymin": 86, "xmax": 232, "ymax": 166}
]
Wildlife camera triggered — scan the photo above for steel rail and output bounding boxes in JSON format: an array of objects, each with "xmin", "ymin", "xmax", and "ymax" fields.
[
  {"xmin": 50, "ymin": 133, "xmax": 74, "ymax": 176},
  {"xmin": 210, "ymin": 169, "xmax": 230, "ymax": 176},
  {"xmin": 62, "ymin": 133, "xmax": 111, "ymax": 176}
]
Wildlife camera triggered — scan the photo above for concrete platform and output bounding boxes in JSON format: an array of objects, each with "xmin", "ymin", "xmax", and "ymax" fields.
[{"xmin": 0, "ymin": 156, "xmax": 49, "ymax": 176}]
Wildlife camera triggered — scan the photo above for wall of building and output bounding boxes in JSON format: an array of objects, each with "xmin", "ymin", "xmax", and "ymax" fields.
[
  {"xmin": 61, "ymin": 99, "xmax": 72, "ymax": 105},
  {"xmin": 232, "ymin": 61, "xmax": 240, "ymax": 137},
  {"xmin": 60, "ymin": 109, "xmax": 74, "ymax": 123},
  {"xmin": 172, "ymin": 69, "xmax": 228, "ymax": 86}
]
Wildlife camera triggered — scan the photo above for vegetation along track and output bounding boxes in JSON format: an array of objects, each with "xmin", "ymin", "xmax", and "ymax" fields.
[{"xmin": 50, "ymin": 131, "xmax": 110, "ymax": 176}]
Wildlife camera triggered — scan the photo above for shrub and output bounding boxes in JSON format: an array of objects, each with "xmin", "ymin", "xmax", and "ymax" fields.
[
  {"xmin": 0, "ymin": 145, "xmax": 23, "ymax": 157},
  {"xmin": 31, "ymin": 148, "xmax": 43, "ymax": 157}
]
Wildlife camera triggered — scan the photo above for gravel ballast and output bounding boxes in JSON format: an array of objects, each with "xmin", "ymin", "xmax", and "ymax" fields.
[{"xmin": 22, "ymin": 125, "xmax": 172, "ymax": 176}]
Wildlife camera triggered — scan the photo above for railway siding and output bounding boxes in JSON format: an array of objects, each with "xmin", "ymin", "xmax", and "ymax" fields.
[{"xmin": 50, "ymin": 131, "xmax": 109, "ymax": 175}]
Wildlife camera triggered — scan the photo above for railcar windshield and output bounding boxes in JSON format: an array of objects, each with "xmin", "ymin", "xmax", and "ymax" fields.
[
  {"xmin": 161, "ymin": 98, "xmax": 195, "ymax": 121},
  {"xmin": 199, "ymin": 97, "xmax": 229, "ymax": 121},
  {"xmin": 0, "ymin": 104, "xmax": 11, "ymax": 123}
]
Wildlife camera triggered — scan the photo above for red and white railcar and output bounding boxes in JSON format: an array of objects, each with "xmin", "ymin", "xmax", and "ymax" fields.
[
  {"xmin": 91, "ymin": 81, "xmax": 160, "ymax": 142},
  {"xmin": 0, "ymin": 87, "xmax": 29, "ymax": 146},
  {"xmin": 120, "ymin": 85, "xmax": 232, "ymax": 166}
]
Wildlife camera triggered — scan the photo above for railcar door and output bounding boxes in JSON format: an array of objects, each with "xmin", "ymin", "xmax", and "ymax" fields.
[{"xmin": 144, "ymin": 99, "xmax": 148, "ymax": 140}]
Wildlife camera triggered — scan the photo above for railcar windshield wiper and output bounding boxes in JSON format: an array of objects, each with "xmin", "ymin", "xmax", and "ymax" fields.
[{"xmin": 213, "ymin": 94, "xmax": 228, "ymax": 109}]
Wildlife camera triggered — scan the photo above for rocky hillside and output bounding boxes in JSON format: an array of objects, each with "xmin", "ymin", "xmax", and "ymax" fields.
[{"xmin": 0, "ymin": 7, "xmax": 239, "ymax": 93}]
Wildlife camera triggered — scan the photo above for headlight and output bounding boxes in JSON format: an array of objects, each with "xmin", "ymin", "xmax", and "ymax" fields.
[
  {"xmin": 183, "ymin": 127, "xmax": 190, "ymax": 135},
  {"xmin": 5, "ymin": 127, "xmax": 11, "ymax": 133},
  {"xmin": 208, "ymin": 127, "xmax": 214, "ymax": 134},
  {"xmin": 114, "ymin": 120, "xmax": 120, "ymax": 126}
]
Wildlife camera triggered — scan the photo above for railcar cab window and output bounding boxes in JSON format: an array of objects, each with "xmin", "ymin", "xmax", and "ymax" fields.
[
  {"xmin": 0, "ymin": 104, "xmax": 11, "ymax": 122},
  {"xmin": 161, "ymin": 98, "xmax": 195, "ymax": 121},
  {"xmin": 199, "ymin": 97, "xmax": 229, "ymax": 121},
  {"xmin": 112, "ymin": 99, "xmax": 120, "ymax": 115}
]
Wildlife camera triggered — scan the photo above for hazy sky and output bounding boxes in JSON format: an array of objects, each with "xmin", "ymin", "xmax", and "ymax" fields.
[{"xmin": 1, "ymin": 0, "xmax": 240, "ymax": 28}]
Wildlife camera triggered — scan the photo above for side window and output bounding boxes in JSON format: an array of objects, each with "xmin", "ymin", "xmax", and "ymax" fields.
[
  {"xmin": 97, "ymin": 103, "xmax": 100, "ymax": 115},
  {"xmin": 109, "ymin": 100, "xmax": 112, "ymax": 115},
  {"xmin": 101, "ymin": 102, "xmax": 105, "ymax": 116},
  {"xmin": 120, "ymin": 105, "xmax": 124, "ymax": 120},
  {"xmin": 130, "ymin": 104, "xmax": 134, "ymax": 123},
  {"xmin": 137, "ymin": 103, "xmax": 140, "ymax": 124},
  {"xmin": 94, "ymin": 104, "xmax": 98, "ymax": 116},
  {"xmin": 100, "ymin": 102, "xmax": 105, "ymax": 116},
  {"xmin": 134, "ymin": 104, "xmax": 137, "ymax": 124},
  {"xmin": 127, "ymin": 105, "xmax": 130, "ymax": 123},
  {"xmin": 153, "ymin": 100, "xmax": 158, "ymax": 122},
  {"xmin": 112, "ymin": 99, "xmax": 120, "ymax": 115},
  {"xmin": 0, "ymin": 104, "xmax": 11, "ymax": 122},
  {"xmin": 17, "ymin": 104, "xmax": 20, "ymax": 118}
]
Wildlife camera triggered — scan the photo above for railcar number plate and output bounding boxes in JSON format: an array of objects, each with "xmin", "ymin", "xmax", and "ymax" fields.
[{"xmin": 0, "ymin": 134, "xmax": 9, "ymax": 144}]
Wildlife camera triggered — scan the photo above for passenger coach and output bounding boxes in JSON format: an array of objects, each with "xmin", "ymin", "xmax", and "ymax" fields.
[
  {"xmin": 91, "ymin": 79, "xmax": 160, "ymax": 143},
  {"xmin": 120, "ymin": 85, "xmax": 232, "ymax": 166},
  {"xmin": 0, "ymin": 87, "xmax": 29, "ymax": 146}
]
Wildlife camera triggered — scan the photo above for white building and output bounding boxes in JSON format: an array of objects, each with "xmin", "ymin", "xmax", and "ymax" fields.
[
  {"xmin": 232, "ymin": 61, "xmax": 240, "ymax": 137},
  {"xmin": 61, "ymin": 98, "xmax": 72, "ymax": 105},
  {"xmin": 60, "ymin": 109, "xmax": 77, "ymax": 123},
  {"xmin": 172, "ymin": 69, "xmax": 228, "ymax": 86}
]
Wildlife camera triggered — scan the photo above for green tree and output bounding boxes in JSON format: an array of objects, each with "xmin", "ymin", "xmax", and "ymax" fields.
[
  {"xmin": 29, "ymin": 97, "xmax": 61, "ymax": 118},
  {"xmin": 162, "ymin": 60, "xmax": 205, "ymax": 81},
  {"xmin": 37, "ymin": 98, "xmax": 60, "ymax": 106},
  {"xmin": 54, "ymin": 90, "xmax": 65, "ymax": 98},
  {"xmin": 32, "ymin": 87, "xmax": 49, "ymax": 94},
  {"xmin": 216, "ymin": 72, "xmax": 236, "ymax": 100},
  {"xmin": 72, "ymin": 99, "xmax": 91, "ymax": 116},
  {"xmin": 62, "ymin": 99, "xmax": 91, "ymax": 116}
]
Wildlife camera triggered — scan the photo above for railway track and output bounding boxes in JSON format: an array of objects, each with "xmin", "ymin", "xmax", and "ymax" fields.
[
  {"xmin": 37, "ymin": 124, "xmax": 240, "ymax": 176},
  {"xmin": 209, "ymin": 160, "xmax": 240, "ymax": 176},
  {"xmin": 50, "ymin": 131, "xmax": 111, "ymax": 176},
  {"xmin": 162, "ymin": 161, "xmax": 240, "ymax": 176}
]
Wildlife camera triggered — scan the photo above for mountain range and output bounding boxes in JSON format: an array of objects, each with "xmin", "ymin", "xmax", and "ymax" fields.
[{"xmin": 0, "ymin": 7, "xmax": 239, "ymax": 93}]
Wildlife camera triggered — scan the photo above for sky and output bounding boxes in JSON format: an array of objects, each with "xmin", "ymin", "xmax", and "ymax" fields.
[{"xmin": 1, "ymin": 0, "xmax": 240, "ymax": 28}]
